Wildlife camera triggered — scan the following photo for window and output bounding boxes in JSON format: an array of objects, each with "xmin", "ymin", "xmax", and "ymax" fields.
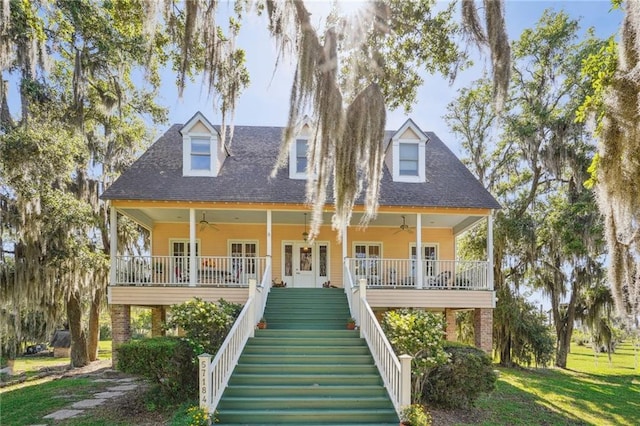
[
  {"xmin": 353, "ymin": 243, "xmax": 382, "ymax": 277},
  {"xmin": 411, "ymin": 244, "xmax": 438, "ymax": 276},
  {"xmin": 399, "ymin": 143, "xmax": 419, "ymax": 176},
  {"xmin": 289, "ymin": 136, "xmax": 310, "ymax": 179},
  {"xmin": 191, "ymin": 137, "xmax": 211, "ymax": 170},
  {"xmin": 390, "ymin": 120, "xmax": 428, "ymax": 183},
  {"xmin": 229, "ymin": 241, "xmax": 258, "ymax": 281},
  {"xmin": 296, "ymin": 139, "xmax": 308, "ymax": 174},
  {"xmin": 170, "ymin": 239, "xmax": 200, "ymax": 282}
]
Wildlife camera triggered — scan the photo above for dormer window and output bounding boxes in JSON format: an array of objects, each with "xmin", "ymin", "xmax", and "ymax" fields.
[
  {"xmin": 180, "ymin": 112, "xmax": 226, "ymax": 177},
  {"xmin": 295, "ymin": 139, "xmax": 308, "ymax": 174},
  {"xmin": 399, "ymin": 142, "xmax": 419, "ymax": 176},
  {"xmin": 389, "ymin": 119, "xmax": 428, "ymax": 183},
  {"xmin": 289, "ymin": 119, "xmax": 313, "ymax": 180},
  {"xmin": 191, "ymin": 136, "xmax": 212, "ymax": 171}
]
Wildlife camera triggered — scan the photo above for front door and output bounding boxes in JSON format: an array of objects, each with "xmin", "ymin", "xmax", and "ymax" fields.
[{"xmin": 293, "ymin": 243, "xmax": 315, "ymax": 287}]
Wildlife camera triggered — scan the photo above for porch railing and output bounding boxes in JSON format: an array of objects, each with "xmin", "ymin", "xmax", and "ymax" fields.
[
  {"xmin": 344, "ymin": 261, "xmax": 411, "ymax": 417},
  {"xmin": 198, "ymin": 275, "xmax": 271, "ymax": 413},
  {"xmin": 113, "ymin": 255, "xmax": 267, "ymax": 286},
  {"xmin": 347, "ymin": 258, "xmax": 490, "ymax": 290}
]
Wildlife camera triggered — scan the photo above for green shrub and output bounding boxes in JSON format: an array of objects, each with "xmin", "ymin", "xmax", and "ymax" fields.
[
  {"xmin": 381, "ymin": 309, "xmax": 449, "ymax": 402},
  {"xmin": 423, "ymin": 341, "xmax": 497, "ymax": 408},
  {"xmin": 117, "ymin": 337, "xmax": 197, "ymax": 403},
  {"xmin": 167, "ymin": 298, "xmax": 242, "ymax": 355},
  {"xmin": 400, "ymin": 403, "xmax": 432, "ymax": 426}
]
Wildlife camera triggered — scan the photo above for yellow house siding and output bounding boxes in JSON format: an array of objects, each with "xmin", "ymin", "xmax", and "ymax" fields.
[
  {"xmin": 346, "ymin": 226, "xmax": 454, "ymax": 260},
  {"xmin": 367, "ymin": 289, "xmax": 494, "ymax": 309},
  {"xmin": 108, "ymin": 286, "xmax": 249, "ymax": 306}
]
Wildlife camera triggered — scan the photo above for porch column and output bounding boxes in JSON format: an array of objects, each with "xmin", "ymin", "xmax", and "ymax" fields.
[
  {"xmin": 189, "ymin": 208, "xmax": 196, "ymax": 287},
  {"xmin": 151, "ymin": 306, "xmax": 166, "ymax": 337},
  {"xmin": 111, "ymin": 304, "xmax": 131, "ymax": 368},
  {"xmin": 110, "ymin": 206, "xmax": 117, "ymax": 286},
  {"xmin": 416, "ymin": 213, "xmax": 423, "ymax": 289},
  {"xmin": 474, "ymin": 308, "xmax": 493, "ymax": 354},
  {"xmin": 266, "ymin": 210, "xmax": 272, "ymax": 284},
  {"xmin": 487, "ymin": 212, "xmax": 494, "ymax": 290},
  {"xmin": 342, "ymin": 223, "xmax": 348, "ymax": 285}
]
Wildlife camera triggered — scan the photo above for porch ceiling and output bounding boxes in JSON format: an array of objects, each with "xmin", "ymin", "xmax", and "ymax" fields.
[{"xmin": 117, "ymin": 207, "xmax": 485, "ymax": 233}]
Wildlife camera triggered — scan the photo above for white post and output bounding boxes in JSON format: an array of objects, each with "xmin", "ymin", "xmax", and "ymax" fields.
[
  {"xmin": 399, "ymin": 354, "xmax": 412, "ymax": 407},
  {"xmin": 358, "ymin": 278, "xmax": 367, "ymax": 337},
  {"xmin": 249, "ymin": 279, "xmax": 257, "ymax": 337},
  {"xmin": 342, "ymin": 223, "xmax": 348, "ymax": 286},
  {"xmin": 110, "ymin": 206, "xmax": 117, "ymax": 286},
  {"xmin": 189, "ymin": 208, "xmax": 197, "ymax": 287},
  {"xmin": 487, "ymin": 212, "xmax": 494, "ymax": 290},
  {"xmin": 416, "ymin": 213, "xmax": 423, "ymax": 289},
  {"xmin": 198, "ymin": 353, "xmax": 212, "ymax": 410},
  {"xmin": 266, "ymin": 210, "xmax": 272, "ymax": 285}
]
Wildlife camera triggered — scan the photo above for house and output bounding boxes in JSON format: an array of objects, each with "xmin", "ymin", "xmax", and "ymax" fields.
[{"xmin": 101, "ymin": 112, "xmax": 500, "ymax": 363}]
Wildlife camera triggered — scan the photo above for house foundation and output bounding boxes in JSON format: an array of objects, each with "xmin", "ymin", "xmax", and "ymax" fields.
[
  {"xmin": 151, "ymin": 306, "xmax": 166, "ymax": 337},
  {"xmin": 474, "ymin": 308, "xmax": 493, "ymax": 354},
  {"xmin": 444, "ymin": 308, "xmax": 457, "ymax": 342},
  {"xmin": 111, "ymin": 304, "xmax": 131, "ymax": 367}
]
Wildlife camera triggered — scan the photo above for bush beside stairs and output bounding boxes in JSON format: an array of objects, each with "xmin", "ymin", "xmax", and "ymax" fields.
[{"xmin": 216, "ymin": 287, "xmax": 399, "ymax": 425}]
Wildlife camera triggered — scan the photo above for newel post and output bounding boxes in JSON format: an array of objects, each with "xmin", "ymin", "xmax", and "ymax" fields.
[
  {"xmin": 399, "ymin": 354, "xmax": 412, "ymax": 408},
  {"xmin": 198, "ymin": 353, "xmax": 212, "ymax": 410}
]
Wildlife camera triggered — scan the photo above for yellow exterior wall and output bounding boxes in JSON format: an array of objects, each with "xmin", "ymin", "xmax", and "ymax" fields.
[
  {"xmin": 151, "ymin": 222, "xmax": 455, "ymax": 287},
  {"xmin": 346, "ymin": 226, "xmax": 454, "ymax": 260}
]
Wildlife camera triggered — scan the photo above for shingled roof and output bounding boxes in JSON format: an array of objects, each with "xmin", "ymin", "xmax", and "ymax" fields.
[{"xmin": 101, "ymin": 124, "xmax": 500, "ymax": 210}]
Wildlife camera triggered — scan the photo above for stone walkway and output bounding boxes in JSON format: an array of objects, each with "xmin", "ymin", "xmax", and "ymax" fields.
[{"xmin": 28, "ymin": 369, "xmax": 140, "ymax": 425}]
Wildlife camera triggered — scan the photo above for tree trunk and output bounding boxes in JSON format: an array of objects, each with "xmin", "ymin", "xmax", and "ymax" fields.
[
  {"xmin": 498, "ymin": 329, "xmax": 512, "ymax": 366},
  {"xmin": 67, "ymin": 290, "xmax": 89, "ymax": 368},
  {"xmin": 87, "ymin": 290, "xmax": 102, "ymax": 362}
]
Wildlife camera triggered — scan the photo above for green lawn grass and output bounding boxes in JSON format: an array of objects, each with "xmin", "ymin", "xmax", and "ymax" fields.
[
  {"xmin": 1, "ymin": 377, "xmax": 113, "ymax": 425},
  {"xmin": 470, "ymin": 341, "xmax": 639, "ymax": 426}
]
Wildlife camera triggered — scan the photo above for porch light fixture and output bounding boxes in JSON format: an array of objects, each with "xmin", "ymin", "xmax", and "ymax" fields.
[{"xmin": 302, "ymin": 213, "xmax": 309, "ymax": 242}]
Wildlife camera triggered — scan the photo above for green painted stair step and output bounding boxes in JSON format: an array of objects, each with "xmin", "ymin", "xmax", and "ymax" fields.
[{"xmin": 216, "ymin": 288, "xmax": 398, "ymax": 424}]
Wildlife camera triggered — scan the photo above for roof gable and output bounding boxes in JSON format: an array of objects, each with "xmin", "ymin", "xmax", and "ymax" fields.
[{"xmin": 180, "ymin": 111, "xmax": 220, "ymax": 136}]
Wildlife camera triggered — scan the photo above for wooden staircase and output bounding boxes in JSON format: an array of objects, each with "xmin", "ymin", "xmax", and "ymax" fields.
[{"xmin": 216, "ymin": 287, "xmax": 399, "ymax": 425}]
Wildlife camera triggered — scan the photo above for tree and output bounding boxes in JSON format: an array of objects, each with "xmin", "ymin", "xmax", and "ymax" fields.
[
  {"xmin": 447, "ymin": 11, "xmax": 607, "ymax": 368},
  {"xmin": 1, "ymin": 0, "xmax": 166, "ymax": 367},
  {"xmin": 578, "ymin": 1, "xmax": 640, "ymax": 328}
]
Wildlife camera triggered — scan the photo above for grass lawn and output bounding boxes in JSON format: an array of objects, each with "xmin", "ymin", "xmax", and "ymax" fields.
[
  {"xmin": 470, "ymin": 341, "xmax": 639, "ymax": 426},
  {"xmin": 1, "ymin": 377, "xmax": 114, "ymax": 425}
]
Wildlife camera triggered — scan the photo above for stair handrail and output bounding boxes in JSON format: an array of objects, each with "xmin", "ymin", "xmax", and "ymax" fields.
[
  {"xmin": 343, "ymin": 258, "xmax": 360, "ymax": 323},
  {"xmin": 198, "ymin": 279, "xmax": 259, "ymax": 413},
  {"xmin": 357, "ymin": 279, "xmax": 412, "ymax": 417},
  {"xmin": 256, "ymin": 261, "xmax": 271, "ymax": 324}
]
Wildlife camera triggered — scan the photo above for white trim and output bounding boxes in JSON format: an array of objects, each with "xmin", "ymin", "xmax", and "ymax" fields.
[
  {"xmin": 392, "ymin": 139, "xmax": 426, "ymax": 183},
  {"xmin": 228, "ymin": 240, "xmax": 260, "ymax": 257},
  {"xmin": 390, "ymin": 119, "xmax": 428, "ymax": 183},
  {"xmin": 352, "ymin": 241, "xmax": 384, "ymax": 259},
  {"xmin": 169, "ymin": 238, "xmax": 201, "ymax": 256}
]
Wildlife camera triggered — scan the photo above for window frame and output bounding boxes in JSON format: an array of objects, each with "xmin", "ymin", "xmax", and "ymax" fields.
[
  {"xmin": 289, "ymin": 136, "xmax": 310, "ymax": 179},
  {"xmin": 183, "ymin": 132, "xmax": 217, "ymax": 177},
  {"xmin": 392, "ymin": 138, "xmax": 425, "ymax": 183}
]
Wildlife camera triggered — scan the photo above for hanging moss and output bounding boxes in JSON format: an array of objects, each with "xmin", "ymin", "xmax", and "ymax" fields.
[{"xmin": 596, "ymin": 1, "xmax": 640, "ymax": 321}]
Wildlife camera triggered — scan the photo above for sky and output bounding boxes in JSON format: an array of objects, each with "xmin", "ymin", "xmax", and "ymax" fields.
[{"xmin": 159, "ymin": 0, "xmax": 624, "ymax": 157}]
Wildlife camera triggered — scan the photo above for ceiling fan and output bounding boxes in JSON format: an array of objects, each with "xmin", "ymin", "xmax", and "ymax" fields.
[
  {"xmin": 199, "ymin": 212, "xmax": 219, "ymax": 231},
  {"xmin": 394, "ymin": 215, "xmax": 414, "ymax": 234}
]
